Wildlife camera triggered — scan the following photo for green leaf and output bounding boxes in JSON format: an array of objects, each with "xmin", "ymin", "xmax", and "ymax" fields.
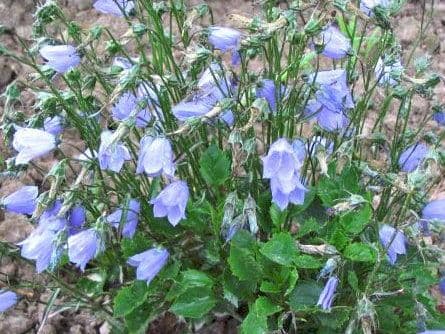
[
  {"xmin": 340, "ymin": 204, "xmax": 372, "ymax": 235},
  {"xmin": 288, "ymin": 281, "xmax": 323, "ymax": 311},
  {"xmin": 121, "ymin": 232, "xmax": 151, "ymax": 258},
  {"xmin": 297, "ymin": 217, "xmax": 321, "ymax": 238},
  {"xmin": 240, "ymin": 310, "xmax": 267, "ymax": 334},
  {"xmin": 260, "ymin": 281, "xmax": 281, "ymax": 293},
  {"xmin": 347, "ymin": 270, "xmax": 359, "ymax": 293},
  {"xmin": 166, "ymin": 269, "xmax": 213, "ymax": 301},
  {"xmin": 270, "ymin": 204, "xmax": 287, "ymax": 227},
  {"xmin": 294, "ymin": 255, "xmax": 322, "ymax": 269},
  {"xmin": 228, "ymin": 246, "xmax": 263, "ymax": 281},
  {"xmin": 170, "ymin": 287, "xmax": 216, "ymax": 318},
  {"xmin": 114, "ymin": 281, "xmax": 150, "ymax": 317},
  {"xmin": 316, "ymin": 307, "xmax": 351, "ymax": 329},
  {"xmin": 124, "ymin": 302, "xmax": 152, "ymax": 334},
  {"xmin": 343, "ymin": 243, "xmax": 377, "ymax": 263},
  {"xmin": 199, "ymin": 144, "xmax": 231, "ymax": 186},
  {"xmin": 285, "ymin": 269, "xmax": 299, "ymax": 296},
  {"xmin": 260, "ymin": 232, "xmax": 297, "ymax": 266},
  {"xmin": 254, "ymin": 297, "xmax": 282, "ymax": 316}
]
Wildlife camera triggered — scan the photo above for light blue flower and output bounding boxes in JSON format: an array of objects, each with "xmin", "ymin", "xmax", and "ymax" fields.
[
  {"xmin": 18, "ymin": 227, "xmax": 57, "ymax": 273},
  {"xmin": 0, "ymin": 290, "xmax": 17, "ymax": 312},
  {"xmin": 112, "ymin": 92, "xmax": 151, "ymax": 127},
  {"xmin": 151, "ymin": 180, "xmax": 189, "ymax": 226},
  {"xmin": 319, "ymin": 25, "xmax": 351, "ymax": 59},
  {"xmin": 2, "ymin": 186, "xmax": 38, "ymax": 215},
  {"xmin": 208, "ymin": 26, "xmax": 242, "ymax": 65},
  {"xmin": 39, "ymin": 45, "xmax": 80, "ymax": 73},
  {"xmin": 127, "ymin": 247, "xmax": 169, "ymax": 283},
  {"xmin": 379, "ymin": 224, "xmax": 406, "ymax": 265},
  {"xmin": 13, "ymin": 127, "xmax": 56, "ymax": 164},
  {"xmin": 68, "ymin": 228, "xmax": 103, "ymax": 272},
  {"xmin": 136, "ymin": 136, "xmax": 175, "ymax": 177},
  {"xmin": 317, "ymin": 276, "xmax": 339, "ymax": 311},
  {"xmin": 107, "ymin": 199, "xmax": 140, "ymax": 238},
  {"xmin": 93, "ymin": 0, "xmax": 135, "ymax": 17},
  {"xmin": 98, "ymin": 130, "xmax": 131, "ymax": 172},
  {"xmin": 398, "ymin": 143, "xmax": 429, "ymax": 172},
  {"xmin": 43, "ymin": 116, "xmax": 63, "ymax": 135},
  {"xmin": 375, "ymin": 57, "xmax": 403, "ymax": 86},
  {"xmin": 422, "ymin": 199, "xmax": 445, "ymax": 222}
]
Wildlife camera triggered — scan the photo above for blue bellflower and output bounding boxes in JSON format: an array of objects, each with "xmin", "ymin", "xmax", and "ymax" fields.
[
  {"xmin": 107, "ymin": 199, "xmax": 140, "ymax": 238},
  {"xmin": 262, "ymin": 138, "xmax": 307, "ymax": 210},
  {"xmin": 98, "ymin": 130, "xmax": 131, "ymax": 172},
  {"xmin": 2, "ymin": 186, "xmax": 38, "ymax": 215},
  {"xmin": 433, "ymin": 111, "xmax": 445, "ymax": 126},
  {"xmin": 136, "ymin": 136, "xmax": 175, "ymax": 177},
  {"xmin": 375, "ymin": 57, "xmax": 403, "ymax": 86},
  {"xmin": 317, "ymin": 276, "xmax": 339, "ymax": 311},
  {"xmin": 208, "ymin": 26, "xmax": 242, "ymax": 65},
  {"xmin": 112, "ymin": 92, "xmax": 151, "ymax": 127},
  {"xmin": 127, "ymin": 247, "xmax": 169, "ymax": 284},
  {"xmin": 38, "ymin": 200, "xmax": 67, "ymax": 232},
  {"xmin": 93, "ymin": 0, "xmax": 135, "ymax": 16},
  {"xmin": 43, "ymin": 116, "xmax": 63, "ymax": 136},
  {"xmin": 13, "ymin": 127, "xmax": 56, "ymax": 165},
  {"xmin": 151, "ymin": 180, "xmax": 189, "ymax": 226},
  {"xmin": 439, "ymin": 277, "xmax": 445, "ymax": 295},
  {"xmin": 68, "ymin": 228, "xmax": 103, "ymax": 272},
  {"xmin": 318, "ymin": 25, "xmax": 351, "ymax": 59},
  {"xmin": 39, "ymin": 45, "xmax": 80, "ymax": 73},
  {"xmin": 68, "ymin": 205, "xmax": 86, "ymax": 235},
  {"xmin": 256, "ymin": 79, "xmax": 284, "ymax": 112},
  {"xmin": 398, "ymin": 143, "xmax": 429, "ymax": 172},
  {"xmin": 422, "ymin": 199, "xmax": 445, "ymax": 222},
  {"xmin": 0, "ymin": 290, "xmax": 17, "ymax": 312},
  {"xmin": 379, "ymin": 224, "xmax": 407, "ymax": 265}
]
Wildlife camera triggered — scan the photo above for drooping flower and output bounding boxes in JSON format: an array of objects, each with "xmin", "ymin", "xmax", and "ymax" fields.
[
  {"xmin": 151, "ymin": 180, "xmax": 189, "ymax": 226},
  {"xmin": 439, "ymin": 277, "xmax": 445, "ymax": 295},
  {"xmin": 136, "ymin": 136, "xmax": 175, "ymax": 177},
  {"xmin": 107, "ymin": 199, "xmax": 140, "ymax": 238},
  {"xmin": 127, "ymin": 247, "xmax": 169, "ymax": 283},
  {"xmin": 18, "ymin": 228, "xmax": 58, "ymax": 273},
  {"xmin": 262, "ymin": 138, "xmax": 307, "ymax": 210},
  {"xmin": 39, "ymin": 45, "xmax": 80, "ymax": 73},
  {"xmin": 433, "ymin": 111, "xmax": 445, "ymax": 126},
  {"xmin": 360, "ymin": 0, "xmax": 390, "ymax": 16},
  {"xmin": 68, "ymin": 205, "xmax": 86, "ymax": 235},
  {"xmin": 208, "ymin": 26, "xmax": 242, "ymax": 65},
  {"xmin": 256, "ymin": 79, "xmax": 284, "ymax": 112},
  {"xmin": 398, "ymin": 143, "xmax": 429, "ymax": 172},
  {"xmin": 112, "ymin": 92, "xmax": 151, "ymax": 127},
  {"xmin": 318, "ymin": 25, "xmax": 351, "ymax": 59},
  {"xmin": 43, "ymin": 116, "xmax": 63, "ymax": 136},
  {"xmin": 38, "ymin": 200, "xmax": 67, "ymax": 232},
  {"xmin": 2, "ymin": 186, "xmax": 38, "ymax": 215},
  {"xmin": 13, "ymin": 127, "xmax": 56, "ymax": 164},
  {"xmin": 422, "ymin": 199, "xmax": 445, "ymax": 222},
  {"xmin": 0, "ymin": 290, "xmax": 17, "ymax": 312},
  {"xmin": 97, "ymin": 130, "xmax": 131, "ymax": 173},
  {"xmin": 93, "ymin": 0, "xmax": 135, "ymax": 17},
  {"xmin": 375, "ymin": 57, "xmax": 403, "ymax": 86},
  {"xmin": 317, "ymin": 276, "xmax": 339, "ymax": 311},
  {"xmin": 306, "ymin": 69, "xmax": 354, "ymax": 132},
  {"xmin": 379, "ymin": 224, "xmax": 407, "ymax": 265},
  {"xmin": 67, "ymin": 228, "xmax": 103, "ymax": 272}
]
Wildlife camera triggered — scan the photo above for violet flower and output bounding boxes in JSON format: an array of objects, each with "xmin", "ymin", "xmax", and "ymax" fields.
[
  {"xmin": 68, "ymin": 205, "xmax": 86, "ymax": 235},
  {"xmin": 208, "ymin": 26, "xmax": 242, "ymax": 65},
  {"xmin": 107, "ymin": 199, "xmax": 140, "ymax": 238},
  {"xmin": 2, "ymin": 186, "xmax": 38, "ymax": 215},
  {"xmin": 256, "ymin": 79, "xmax": 284, "ymax": 112},
  {"xmin": 379, "ymin": 224, "xmax": 407, "ymax": 265},
  {"xmin": 439, "ymin": 277, "xmax": 445, "ymax": 295},
  {"xmin": 422, "ymin": 199, "xmax": 445, "ymax": 222},
  {"xmin": 98, "ymin": 130, "xmax": 131, "ymax": 173},
  {"xmin": 112, "ymin": 92, "xmax": 151, "ymax": 127},
  {"xmin": 13, "ymin": 127, "xmax": 56, "ymax": 164},
  {"xmin": 43, "ymin": 116, "xmax": 63, "ymax": 136},
  {"xmin": 375, "ymin": 57, "xmax": 403, "ymax": 86},
  {"xmin": 318, "ymin": 25, "xmax": 351, "ymax": 59},
  {"xmin": 151, "ymin": 180, "xmax": 189, "ymax": 226},
  {"xmin": 38, "ymin": 200, "xmax": 67, "ymax": 232},
  {"xmin": 262, "ymin": 138, "xmax": 307, "ymax": 210},
  {"xmin": 127, "ymin": 247, "xmax": 169, "ymax": 283},
  {"xmin": 39, "ymin": 45, "xmax": 80, "ymax": 73},
  {"xmin": 93, "ymin": 0, "xmax": 135, "ymax": 17},
  {"xmin": 0, "ymin": 290, "xmax": 17, "ymax": 312},
  {"xmin": 18, "ymin": 228, "xmax": 58, "ymax": 273},
  {"xmin": 433, "ymin": 111, "xmax": 445, "ymax": 126},
  {"xmin": 67, "ymin": 228, "xmax": 103, "ymax": 272},
  {"xmin": 317, "ymin": 276, "xmax": 339, "ymax": 311},
  {"xmin": 136, "ymin": 136, "xmax": 175, "ymax": 177},
  {"xmin": 398, "ymin": 143, "xmax": 429, "ymax": 172}
]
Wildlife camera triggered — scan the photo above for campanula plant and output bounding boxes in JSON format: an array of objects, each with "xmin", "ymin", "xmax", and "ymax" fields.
[{"xmin": 1, "ymin": 0, "xmax": 445, "ymax": 332}]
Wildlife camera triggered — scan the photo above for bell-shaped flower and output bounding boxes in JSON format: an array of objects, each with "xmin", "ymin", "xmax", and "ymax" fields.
[
  {"xmin": 112, "ymin": 92, "xmax": 151, "ymax": 127},
  {"xmin": 151, "ymin": 180, "xmax": 189, "ymax": 226},
  {"xmin": 2, "ymin": 186, "xmax": 38, "ymax": 215},
  {"xmin": 43, "ymin": 116, "xmax": 63, "ymax": 135},
  {"xmin": 97, "ymin": 130, "xmax": 131, "ymax": 173},
  {"xmin": 398, "ymin": 143, "xmax": 429, "ymax": 172},
  {"xmin": 39, "ymin": 45, "xmax": 80, "ymax": 73},
  {"xmin": 318, "ymin": 25, "xmax": 351, "ymax": 59},
  {"xmin": 208, "ymin": 26, "xmax": 242, "ymax": 65},
  {"xmin": 127, "ymin": 247, "xmax": 169, "ymax": 284},
  {"xmin": 18, "ymin": 227, "xmax": 58, "ymax": 273},
  {"xmin": 433, "ymin": 111, "xmax": 445, "ymax": 126},
  {"xmin": 440, "ymin": 277, "xmax": 445, "ymax": 295},
  {"xmin": 379, "ymin": 224, "xmax": 406, "ymax": 265},
  {"xmin": 13, "ymin": 127, "xmax": 56, "ymax": 165},
  {"xmin": 422, "ymin": 199, "xmax": 445, "ymax": 222},
  {"xmin": 93, "ymin": 0, "xmax": 135, "ymax": 16},
  {"xmin": 67, "ymin": 228, "xmax": 103, "ymax": 272},
  {"xmin": 375, "ymin": 57, "xmax": 403, "ymax": 86},
  {"xmin": 68, "ymin": 205, "xmax": 86, "ymax": 235},
  {"xmin": 317, "ymin": 276, "xmax": 339, "ymax": 311},
  {"xmin": 0, "ymin": 290, "xmax": 17, "ymax": 312},
  {"xmin": 271, "ymin": 176, "xmax": 307, "ymax": 210},
  {"xmin": 136, "ymin": 136, "xmax": 175, "ymax": 177},
  {"xmin": 107, "ymin": 199, "xmax": 140, "ymax": 238},
  {"xmin": 256, "ymin": 79, "xmax": 285, "ymax": 113},
  {"xmin": 38, "ymin": 200, "xmax": 67, "ymax": 232}
]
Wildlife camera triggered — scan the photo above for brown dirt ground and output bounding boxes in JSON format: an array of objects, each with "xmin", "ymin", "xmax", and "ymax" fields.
[{"xmin": 0, "ymin": 0, "xmax": 444, "ymax": 333}]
